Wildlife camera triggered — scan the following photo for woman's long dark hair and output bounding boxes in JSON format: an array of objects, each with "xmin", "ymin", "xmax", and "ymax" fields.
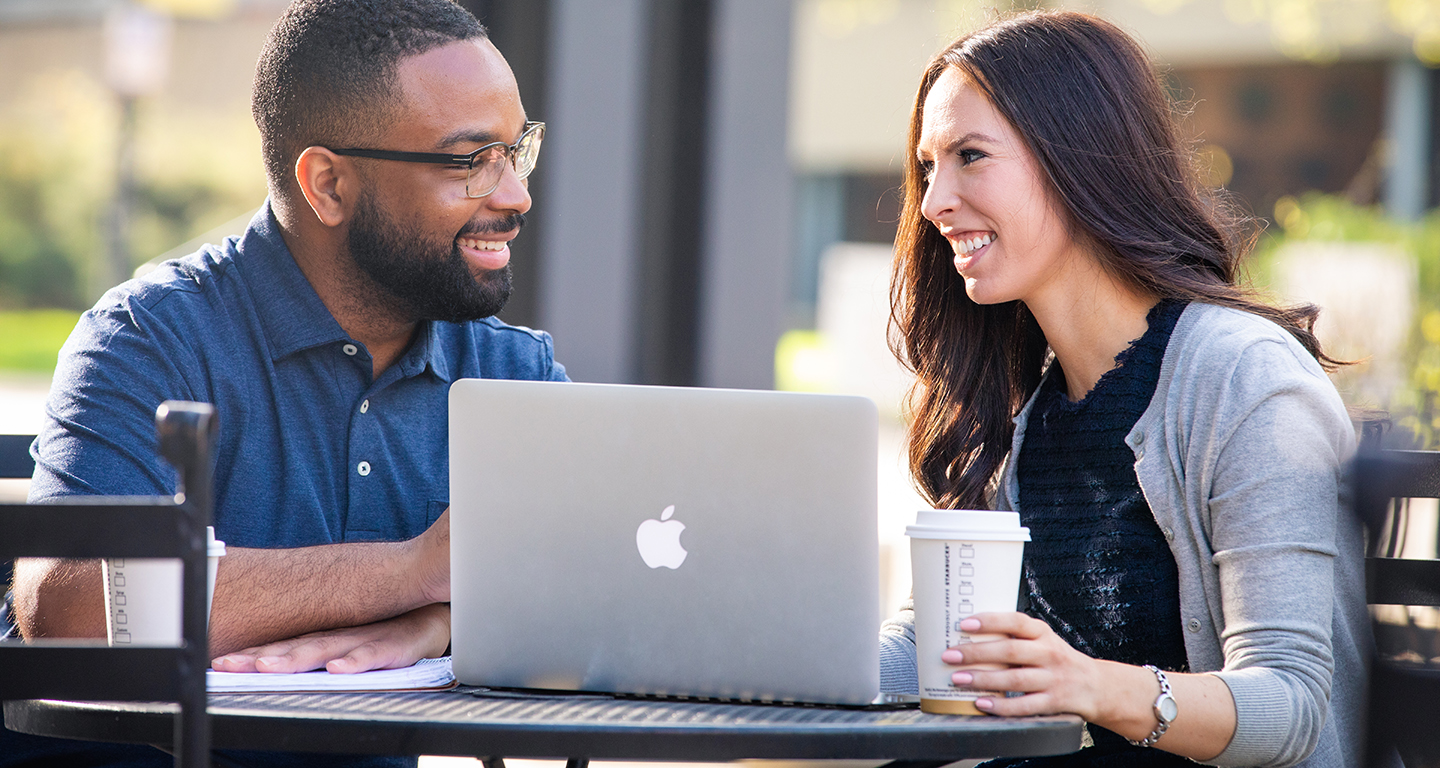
[{"xmin": 891, "ymin": 10, "xmax": 1340, "ymax": 510}]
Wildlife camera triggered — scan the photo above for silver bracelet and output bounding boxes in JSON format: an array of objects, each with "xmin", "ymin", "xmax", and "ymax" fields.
[{"xmin": 1128, "ymin": 665, "xmax": 1178, "ymax": 748}]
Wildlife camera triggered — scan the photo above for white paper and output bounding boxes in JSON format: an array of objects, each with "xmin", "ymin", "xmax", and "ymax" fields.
[{"xmin": 207, "ymin": 656, "xmax": 454, "ymax": 693}]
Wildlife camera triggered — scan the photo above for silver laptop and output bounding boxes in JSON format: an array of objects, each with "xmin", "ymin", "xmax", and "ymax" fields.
[{"xmin": 449, "ymin": 379, "xmax": 880, "ymax": 705}]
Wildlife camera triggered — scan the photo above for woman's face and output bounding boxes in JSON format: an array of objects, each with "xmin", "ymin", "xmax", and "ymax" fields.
[{"xmin": 917, "ymin": 67, "xmax": 1087, "ymax": 307}]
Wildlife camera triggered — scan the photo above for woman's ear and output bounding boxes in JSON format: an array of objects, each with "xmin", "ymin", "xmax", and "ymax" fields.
[{"xmin": 294, "ymin": 147, "xmax": 354, "ymax": 228}]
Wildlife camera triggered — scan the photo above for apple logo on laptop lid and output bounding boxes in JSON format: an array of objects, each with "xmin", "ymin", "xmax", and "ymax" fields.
[{"xmin": 636, "ymin": 505, "xmax": 688, "ymax": 569}]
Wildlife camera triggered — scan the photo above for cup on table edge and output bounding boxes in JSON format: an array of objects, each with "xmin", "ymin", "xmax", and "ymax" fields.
[
  {"xmin": 102, "ymin": 526, "xmax": 226, "ymax": 646},
  {"xmin": 907, "ymin": 509, "xmax": 1030, "ymax": 715}
]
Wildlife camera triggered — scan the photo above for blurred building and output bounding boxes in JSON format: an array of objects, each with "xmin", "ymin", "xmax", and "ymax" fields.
[
  {"xmin": 790, "ymin": 0, "xmax": 1438, "ymax": 327},
  {"xmin": 0, "ymin": 0, "xmax": 1435, "ymax": 387}
]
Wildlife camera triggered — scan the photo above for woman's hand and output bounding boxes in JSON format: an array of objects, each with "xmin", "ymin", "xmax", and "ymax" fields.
[
  {"xmin": 946, "ymin": 612, "xmax": 1236, "ymax": 761},
  {"xmin": 211, "ymin": 602, "xmax": 451, "ymax": 674},
  {"xmin": 942, "ymin": 612, "xmax": 1109, "ymax": 720}
]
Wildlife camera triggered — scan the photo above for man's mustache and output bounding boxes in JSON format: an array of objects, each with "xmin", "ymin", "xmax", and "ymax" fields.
[{"xmin": 460, "ymin": 213, "xmax": 526, "ymax": 238}]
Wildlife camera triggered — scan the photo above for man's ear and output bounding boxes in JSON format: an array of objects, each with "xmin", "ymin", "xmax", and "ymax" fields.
[{"xmin": 294, "ymin": 147, "xmax": 355, "ymax": 228}]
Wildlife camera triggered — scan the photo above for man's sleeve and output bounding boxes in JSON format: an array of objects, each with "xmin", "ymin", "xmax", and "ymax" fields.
[{"xmin": 29, "ymin": 298, "xmax": 201, "ymax": 501}]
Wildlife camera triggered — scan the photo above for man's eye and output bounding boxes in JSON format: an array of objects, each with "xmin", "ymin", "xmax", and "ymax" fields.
[{"xmin": 959, "ymin": 149, "xmax": 985, "ymax": 165}]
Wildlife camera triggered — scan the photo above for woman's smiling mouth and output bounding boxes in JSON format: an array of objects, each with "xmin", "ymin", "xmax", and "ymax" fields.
[{"xmin": 949, "ymin": 231, "xmax": 995, "ymax": 272}]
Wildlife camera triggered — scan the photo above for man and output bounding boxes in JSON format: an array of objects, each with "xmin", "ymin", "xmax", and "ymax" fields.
[{"xmin": 5, "ymin": 1, "xmax": 563, "ymax": 765}]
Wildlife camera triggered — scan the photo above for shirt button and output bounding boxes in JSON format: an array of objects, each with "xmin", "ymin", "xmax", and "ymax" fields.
[
  {"xmin": 1163, "ymin": 527, "xmax": 1174, "ymax": 541},
  {"xmin": 343, "ymin": 343, "xmax": 358, "ymax": 356},
  {"xmin": 1134, "ymin": 432, "xmax": 1145, "ymax": 444},
  {"xmin": 360, "ymin": 399, "xmax": 370, "ymax": 414},
  {"xmin": 357, "ymin": 461, "xmax": 371, "ymax": 477},
  {"xmin": 1187, "ymin": 618, "xmax": 1202, "ymax": 633}
]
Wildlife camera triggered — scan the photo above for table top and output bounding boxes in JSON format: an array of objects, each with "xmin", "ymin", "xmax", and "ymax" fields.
[{"xmin": 6, "ymin": 687, "xmax": 1084, "ymax": 761}]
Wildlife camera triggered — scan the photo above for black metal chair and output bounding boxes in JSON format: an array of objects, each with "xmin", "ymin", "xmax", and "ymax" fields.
[
  {"xmin": 1357, "ymin": 449, "xmax": 1440, "ymax": 767},
  {"xmin": 0, "ymin": 402, "xmax": 217, "ymax": 768},
  {"xmin": 0, "ymin": 433, "xmax": 35, "ymax": 480},
  {"xmin": 1, "ymin": 432, "xmax": 37, "ymax": 627}
]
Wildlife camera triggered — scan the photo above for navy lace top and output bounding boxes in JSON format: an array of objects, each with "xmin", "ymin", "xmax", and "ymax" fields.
[{"xmin": 982, "ymin": 299, "xmax": 1192, "ymax": 768}]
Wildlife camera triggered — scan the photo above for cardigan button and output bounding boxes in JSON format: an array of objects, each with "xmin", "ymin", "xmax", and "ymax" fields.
[{"xmin": 1187, "ymin": 618, "xmax": 1201, "ymax": 632}]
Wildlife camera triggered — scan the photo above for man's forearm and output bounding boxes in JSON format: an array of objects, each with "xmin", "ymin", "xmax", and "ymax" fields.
[
  {"xmin": 11, "ymin": 558, "xmax": 107, "ymax": 640},
  {"xmin": 206, "ymin": 540, "xmax": 437, "ymax": 657},
  {"xmin": 14, "ymin": 518, "xmax": 449, "ymax": 658}
]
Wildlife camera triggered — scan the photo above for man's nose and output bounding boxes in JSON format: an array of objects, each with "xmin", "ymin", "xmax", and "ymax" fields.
[{"xmin": 487, "ymin": 162, "xmax": 532, "ymax": 215}]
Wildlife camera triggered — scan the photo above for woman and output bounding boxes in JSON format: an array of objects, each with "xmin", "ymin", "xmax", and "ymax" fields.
[{"xmin": 879, "ymin": 11, "xmax": 1375, "ymax": 767}]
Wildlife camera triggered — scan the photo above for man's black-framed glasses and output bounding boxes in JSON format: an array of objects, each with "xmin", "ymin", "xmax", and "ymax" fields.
[{"xmin": 329, "ymin": 121, "xmax": 545, "ymax": 199}]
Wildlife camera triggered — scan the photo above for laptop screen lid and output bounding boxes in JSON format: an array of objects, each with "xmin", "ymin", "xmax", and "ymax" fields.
[{"xmin": 449, "ymin": 379, "xmax": 880, "ymax": 705}]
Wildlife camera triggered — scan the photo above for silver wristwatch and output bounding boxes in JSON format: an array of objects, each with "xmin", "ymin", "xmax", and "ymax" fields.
[{"xmin": 1128, "ymin": 665, "xmax": 1178, "ymax": 748}]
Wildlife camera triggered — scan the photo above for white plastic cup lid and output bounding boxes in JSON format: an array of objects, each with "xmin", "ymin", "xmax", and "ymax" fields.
[
  {"xmin": 207, "ymin": 525, "xmax": 226, "ymax": 557},
  {"xmin": 905, "ymin": 509, "xmax": 1031, "ymax": 541}
]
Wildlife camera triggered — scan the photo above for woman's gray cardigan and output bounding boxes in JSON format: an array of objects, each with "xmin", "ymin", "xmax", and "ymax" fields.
[{"xmin": 879, "ymin": 302, "xmax": 1375, "ymax": 767}]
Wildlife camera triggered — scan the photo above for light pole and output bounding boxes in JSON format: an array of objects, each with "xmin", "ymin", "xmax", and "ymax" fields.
[{"xmin": 102, "ymin": 1, "xmax": 172, "ymax": 293}]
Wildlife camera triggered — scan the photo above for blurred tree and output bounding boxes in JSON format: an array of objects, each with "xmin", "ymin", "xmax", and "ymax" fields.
[
  {"xmin": 1253, "ymin": 192, "xmax": 1440, "ymax": 446},
  {"xmin": 0, "ymin": 65, "xmax": 264, "ymax": 310}
]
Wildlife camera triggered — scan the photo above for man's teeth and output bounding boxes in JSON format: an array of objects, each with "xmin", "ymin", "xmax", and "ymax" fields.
[
  {"xmin": 458, "ymin": 237, "xmax": 506, "ymax": 251},
  {"xmin": 960, "ymin": 234, "xmax": 994, "ymax": 254}
]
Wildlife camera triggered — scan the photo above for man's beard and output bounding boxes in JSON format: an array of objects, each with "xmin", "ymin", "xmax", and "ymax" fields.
[{"xmin": 347, "ymin": 191, "xmax": 518, "ymax": 323}]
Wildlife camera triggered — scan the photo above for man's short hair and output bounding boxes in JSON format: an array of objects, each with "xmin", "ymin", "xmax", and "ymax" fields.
[{"xmin": 252, "ymin": 0, "xmax": 487, "ymax": 197}]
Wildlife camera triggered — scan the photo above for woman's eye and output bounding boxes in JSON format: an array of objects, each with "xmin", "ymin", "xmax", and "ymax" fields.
[
  {"xmin": 918, "ymin": 160, "xmax": 935, "ymax": 179},
  {"xmin": 959, "ymin": 149, "xmax": 985, "ymax": 165}
]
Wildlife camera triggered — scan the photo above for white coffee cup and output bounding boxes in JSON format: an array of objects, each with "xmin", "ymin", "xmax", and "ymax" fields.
[
  {"xmin": 907, "ymin": 509, "xmax": 1030, "ymax": 715},
  {"xmin": 102, "ymin": 526, "xmax": 226, "ymax": 646}
]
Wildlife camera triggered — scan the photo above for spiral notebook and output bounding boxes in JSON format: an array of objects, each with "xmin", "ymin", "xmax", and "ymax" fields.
[{"xmin": 206, "ymin": 656, "xmax": 456, "ymax": 693}]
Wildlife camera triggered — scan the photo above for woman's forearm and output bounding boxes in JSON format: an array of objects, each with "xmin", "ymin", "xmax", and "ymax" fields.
[{"xmin": 1090, "ymin": 661, "xmax": 1236, "ymax": 762}]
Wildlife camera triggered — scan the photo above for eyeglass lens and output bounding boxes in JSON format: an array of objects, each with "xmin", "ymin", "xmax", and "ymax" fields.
[{"xmin": 466, "ymin": 125, "xmax": 544, "ymax": 198}]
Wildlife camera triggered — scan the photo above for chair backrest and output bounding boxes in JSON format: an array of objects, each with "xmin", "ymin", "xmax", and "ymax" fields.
[
  {"xmin": 0, "ymin": 434, "xmax": 37, "ymax": 626},
  {"xmin": 0, "ymin": 434, "xmax": 35, "ymax": 480},
  {"xmin": 0, "ymin": 402, "xmax": 216, "ymax": 768},
  {"xmin": 1357, "ymin": 449, "xmax": 1440, "ymax": 767}
]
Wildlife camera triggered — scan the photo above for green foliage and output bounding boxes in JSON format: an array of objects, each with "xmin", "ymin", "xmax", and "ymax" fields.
[
  {"xmin": 0, "ymin": 310, "xmax": 81, "ymax": 372},
  {"xmin": 1253, "ymin": 192, "xmax": 1440, "ymax": 447},
  {"xmin": 0, "ymin": 69, "xmax": 265, "ymax": 312}
]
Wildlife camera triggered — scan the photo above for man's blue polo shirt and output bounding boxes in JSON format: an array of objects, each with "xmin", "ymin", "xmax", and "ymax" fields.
[{"xmin": 6, "ymin": 203, "xmax": 566, "ymax": 768}]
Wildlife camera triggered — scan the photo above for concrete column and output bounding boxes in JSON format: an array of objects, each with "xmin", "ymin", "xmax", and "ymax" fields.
[
  {"xmin": 1385, "ymin": 57, "xmax": 1431, "ymax": 222},
  {"xmin": 538, "ymin": 0, "xmax": 649, "ymax": 382},
  {"xmin": 697, "ymin": 0, "xmax": 796, "ymax": 390}
]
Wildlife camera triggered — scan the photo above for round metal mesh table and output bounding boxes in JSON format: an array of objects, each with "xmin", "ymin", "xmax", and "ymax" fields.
[{"xmin": 5, "ymin": 687, "xmax": 1083, "ymax": 762}]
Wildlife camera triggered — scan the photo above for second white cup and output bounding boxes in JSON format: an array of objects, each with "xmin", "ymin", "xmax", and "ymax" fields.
[{"xmin": 102, "ymin": 526, "xmax": 226, "ymax": 646}]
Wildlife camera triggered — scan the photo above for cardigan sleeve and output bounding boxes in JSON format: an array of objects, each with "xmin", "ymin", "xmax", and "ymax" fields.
[
  {"xmin": 878, "ymin": 599, "xmax": 918, "ymax": 694},
  {"xmin": 1200, "ymin": 337, "xmax": 1352, "ymax": 768}
]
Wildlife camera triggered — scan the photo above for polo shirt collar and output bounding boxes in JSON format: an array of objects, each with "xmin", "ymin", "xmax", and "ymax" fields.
[
  {"xmin": 240, "ymin": 202, "xmax": 352, "ymax": 362},
  {"xmin": 396, "ymin": 318, "xmax": 455, "ymax": 384}
]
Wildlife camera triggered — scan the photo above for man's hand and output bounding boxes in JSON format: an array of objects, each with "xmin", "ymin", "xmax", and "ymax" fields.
[{"xmin": 211, "ymin": 602, "xmax": 450, "ymax": 674}]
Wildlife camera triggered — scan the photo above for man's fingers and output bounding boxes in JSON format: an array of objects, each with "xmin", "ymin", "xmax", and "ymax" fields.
[
  {"xmin": 212, "ymin": 638, "xmax": 304, "ymax": 671},
  {"xmin": 215, "ymin": 632, "xmax": 359, "ymax": 673},
  {"xmin": 325, "ymin": 639, "xmax": 416, "ymax": 674}
]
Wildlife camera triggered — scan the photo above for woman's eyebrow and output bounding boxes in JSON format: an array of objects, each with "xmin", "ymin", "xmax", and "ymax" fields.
[{"xmin": 947, "ymin": 131, "xmax": 1000, "ymax": 150}]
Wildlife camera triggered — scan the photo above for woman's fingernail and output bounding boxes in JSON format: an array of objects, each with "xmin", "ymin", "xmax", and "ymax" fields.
[
  {"xmin": 941, "ymin": 649, "xmax": 963, "ymax": 663},
  {"xmin": 959, "ymin": 618, "xmax": 982, "ymax": 631},
  {"xmin": 952, "ymin": 671, "xmax": 973, "ymax": 685},
  {"xmin": 975, "ymin": 698, "xmax": 994, "ymax": 710}
]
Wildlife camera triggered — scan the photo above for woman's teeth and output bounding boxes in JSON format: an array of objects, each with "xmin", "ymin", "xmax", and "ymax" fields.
[
  {"xmin": 458, "ymin": 237, "xmax": 506, "ymax": 251},
  {"xmin": 958, "ymin": 233, "xmax": 994, "ymax": 254}
]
